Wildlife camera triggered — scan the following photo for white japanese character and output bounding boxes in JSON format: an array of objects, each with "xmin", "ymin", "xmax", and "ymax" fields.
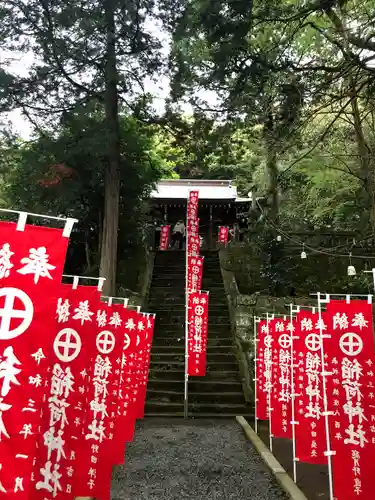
[
  {"xmin": 85, "ymin": 419, "xmax": 106, "ymax": 442},
  {"xmin": 0, "ymin": 346, "xmax": 21, "ymax": 397},
  {"xmin": 301, "ymin": 318, "xmax": 313, "ymax": 331},
  {"xmin": 126, "ymin": 318, "xmax": 136, "ymax": 330},
  {"xmin": 344, "ymin": 424, "xmax": 368, "ymax": 447},
  {"xmin": 36, "ymin": 461, "xmax": 63, "ymax": 496},
  {"xmin": 138, "ymin": 321, "xmax": 145, "ymax": 331},
  {"xmin": 14, "ymin": 477, "xmax": 24, "ymax": 493},
  {"xmin": 109, "ymin": 312, "xmax": 122, "ymax": 327},
  {"xmin": 29, "ymin": 374, "xmax": 42, "ymax": 387},
  {"xmin": 90, "ymin": 399, "xmax": 108, "ymax": 420},
  {"xmin": 73, "ymin": 300, "xmax": 94, "ymax": 325},
  {"xmin": 43, "ymin": 427, "xmax": 66, "ymax": 461},
  {"xmin": 343, "ymin": 400, "xmax": 367, "ymax": 424},
  {"xmin": 352, "ymin": 313, "xmax": 368, "ymax": 330},
  {"xmin": 315, "ymin": 319, "xmax": 327, "ymax": 331},
  {"xmin": 19, "ymin": 423, "xmax": 33, "ymax": 439},
  {"xmin": 56, "ymin": 298, "xmax": 70, "ymax": 323},
  {"xmin": 96, "ymin": 310, "xmax": 107, "ymax": 327},
  {"xmin": 50, "ymin": 364, "xmax": 74, "ymax": 399},
  {"xmin": 17, "ymin": 247, "xmax": 56, "ymax": 284},
  {"xmin": 0, "ymin": 398, "xmax": 11, "ymax": 440},
  {"xmin": 0, "ymin": 243, "xmax": 14, "ymax": 279},
  {"xmin": 333, "ymin": 312, "xmax": 349, "ymax": 330},
  {"xmin": 31, "ymin": 348, "xmax": 46, "ymax": 365}
]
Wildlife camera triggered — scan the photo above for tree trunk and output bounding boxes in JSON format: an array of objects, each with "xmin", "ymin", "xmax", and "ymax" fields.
[
  {"xmin": 266, "ymin": 146, "xmax": 279, "ymax": 222},
  {"xmin": 99, "ymin": 0, "xmax": 121, "ymax": 295},
  {"xmin": 349, "ymin": 81, "xmax": 375, "ymax": 236}
]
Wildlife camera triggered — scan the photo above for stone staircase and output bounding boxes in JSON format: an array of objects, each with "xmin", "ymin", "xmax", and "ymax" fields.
[{"xmin": 145, "ymin": 250, "xmax": 252, "ymax": 417}]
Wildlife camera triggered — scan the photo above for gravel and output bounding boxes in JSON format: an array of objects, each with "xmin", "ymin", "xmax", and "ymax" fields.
[{"xmin": 111, "ymin": 419, "xmax": 288, "ymax": 500}]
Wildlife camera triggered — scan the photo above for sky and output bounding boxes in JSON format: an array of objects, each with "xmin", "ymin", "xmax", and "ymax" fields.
[{"xmin": 0, "ymin": 17, "xmax": 219, "ymax": 140}]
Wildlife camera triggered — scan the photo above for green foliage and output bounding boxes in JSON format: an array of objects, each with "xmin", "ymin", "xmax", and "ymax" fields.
[{"xmin": 1, "ymin": 104, "xmax": 175, "ymax": 288}]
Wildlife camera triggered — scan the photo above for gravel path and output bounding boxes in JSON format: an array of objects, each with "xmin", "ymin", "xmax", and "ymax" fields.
[{"xmin": 111, "ymin": 419, "xmax": 287, "ymax": 500}]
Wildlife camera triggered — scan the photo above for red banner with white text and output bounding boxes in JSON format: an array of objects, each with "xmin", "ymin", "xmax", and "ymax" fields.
[
  {"xmin": 187, "ymin": 292, "xmax": 209, "ymax": 376},
  {"xmin": 32, "ymin": 284, "xmax": 101, "ymax": 500},
  {"xmin": 187, "ymin": 256, "xmax": 204, "ymax": 292},
  {"xmin": 325, "ymin": 299, "xmax": 375, "ymax": 500},
  {"xmin": 0, "ymin": 221, "xmax": 70, "ymax": 500},
  {"xmin": 218, "ymin": 226, "xmax": 229, "ymax": 244},
  {"xmin": 73, "ymin": 301, "xmax": 125, "ymax": 500},
  {"xmin": 136, "ymin": 314, "xmax": 155, "ymax": 419},
  {"xmin": 256, "ymin": 320, "xmax": 270, "ymax": 421},
  {"xmin": 269, "ymin": 319, "xmax": 293, "ymax": 439},
  {"xmin": 293, "ymin": 311, "xmax": 327, "ymax": 464},
  {"xmin": 159, "ymin": 225, "xmax": 170, "ymax": 251}
]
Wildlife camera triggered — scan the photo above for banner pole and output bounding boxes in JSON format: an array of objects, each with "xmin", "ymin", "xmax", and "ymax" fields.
[
  {"xmin": 184, "ymin": 195, "xmax": 189, "ymax": 419},
  {"xmin": 316, "ymin": 293, "xmax": 335, "ymax": 500},
  {"xmin": 266, "ymin": 312, "xmax": 274, "ymax": 452},
  {"xmin": 253, "ymin": 315, "xmax": 260, "ymax": 434},
  {"xmin": 289, "ymin": 304, "xmax": 300, "ymax": 483}
]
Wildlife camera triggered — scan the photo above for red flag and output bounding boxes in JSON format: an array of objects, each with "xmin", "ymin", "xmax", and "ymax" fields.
[
  {"xmin": 111, "ymin": 308, "xmax": 139, "ymax": 463},
  {"xmin": 270, "ymin": 318, "xmax": 293, "ymax": 439},
  {"xmin": 159, "ymin": 225, "xmax": 170, "ymax": 251},
  {"xmin": 324, "ymin": 299, "xmax": 375, "ymax": 500},
  {"xmin": 218, "ymin": 226, "xmax": 229, "ymax": 244},
  {"xmin": 255, "ymin": 320, "xmax": 270, "ymax": 420},
  {"xmin": 73, "ymin": 301, "xmax": 126, "ymax": 500},
  {"xmin": 187, "ymin": 191, "xmax": 199, "ymax": 220},
  {"xmin": 293, "ymin": 311, "xmax": 327, "ymax": 464},
  {"xmin": 32, "ymin": 284, "xmax": 101, "ymax": 500},
  {"xmin": 188, "ymin": 292, "xmax": 209, "ymax": 376},
  {"xmin": 0, "ymin": 221, "xmax": 70, "ymax": 500},
  {"xmin": 187, "ymin": 256, "xmax": 204, "ymax": 292},
  {"xmin": 187, "ymin": 235, "xmax": 200, "ymax": 257},
  {"xmin": 136, "ymin": 314, "xmax": 155, "ymax": 419},
  {"xmin": 126, "ymin": 312, "xmax": 148, "ymax": 440}
]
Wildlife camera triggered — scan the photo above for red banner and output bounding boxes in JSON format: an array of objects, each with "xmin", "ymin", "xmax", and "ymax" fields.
[
  {"xmin": 136, "ymin": 314, "xmax": 155, "ymax": 419},
  {"xmin": 33, "ymin": 283, "xmax": 101, "ymax": 500},
  {"xmin": 218, "ymin": 226, "xmax": 229, "ymax": 244},
  {"xmin": 111, "ymin": 308, "xmax": 140, "ymax": 460},
  {"xmin": 325, "ymin": 299, "xmax": 375, "ymax": 500},
  {"xmin": 187, "ymin": 292, "xmax": 209, "ymax": 376},
  {"xmin": 269, "ymin": 319, "xmax": 292, "ymax": 439},
  {"xmin": 73, "ymin": 301, "xmax": 126, "ymax": 500},
  {"xmin": 0, "ymin": 221, "xmax": 70, "ymax": 500},
  {"xmin": 293, "ymin": 311, "xmax": 327, "ymax": 464},
  {"xmin": 187, "ymin": 256, "xmax": 204, "ymax": 292},
  {"xmin": 187, "ymin": 191, "xmax": 199, "ymax": 220},
  {"xmin": 187, "ymin": 235, "xmax": 200, "ymax": 257},
  {"xmin": 159, "ymin": 225, "xmax": 170, "ymax": 251},
  {"xmin": 256, "ymin": 320, "xmax": 270, "ymax": 420}
]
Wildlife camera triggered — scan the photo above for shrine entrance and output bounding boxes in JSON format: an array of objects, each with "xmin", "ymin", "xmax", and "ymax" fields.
[{"xmin": 148, "ymin": 179, "xmax": 251, "ymax": 250}]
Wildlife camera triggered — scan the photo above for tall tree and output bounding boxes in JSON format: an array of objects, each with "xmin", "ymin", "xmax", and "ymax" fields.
[{"xmin": 0, "ymin": 0, "xmax": 166, "ymax": 293}]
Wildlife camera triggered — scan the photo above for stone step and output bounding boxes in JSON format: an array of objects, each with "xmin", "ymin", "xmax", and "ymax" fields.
[
  {"xmin": 144, "ymin": 400, "xmax": 253, "ymax": 415},
  {"xmin": 150, "ymin": 352, "xmax": 237, "ymax": 362},
  {"xmin": 156, "ymin": 316, "xmax": 230, "ymax": 324},
  {"xmin": 149, "ymin": 360, "xmax": 238, "ymax": 371},
  {"xmin": 151, "ymin": 344, "xmax": 234, "ymax": 353},
  {"xmin": 150, "ymin": 301, "xmax": 229, "ymax": 313},
  {"xmin": 152, "ymin": 337, "xmax": 232, "ymax": 347},
  {"xmin": 144, "ymin": 412, "xmax": 253, "ymax": 418},
  {"xmin": 147, "ymin": 368, "xmax": 240, "ymax": 382},
  {"xmin": 147, "ymin": 389, "xmax": 245, "ymax": 404},
  {"xmin": 153, "ymin": 325, "xmax": 232, "ymax": 334},
  {"xmin": 147, "ymin": 378, "xmax": 243, "ymax": 392}
]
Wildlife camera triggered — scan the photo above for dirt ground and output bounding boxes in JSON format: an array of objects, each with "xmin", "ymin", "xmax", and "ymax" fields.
[{"xmin": 257, "ymin": 421, "xmax": 329, "ymax": 500}]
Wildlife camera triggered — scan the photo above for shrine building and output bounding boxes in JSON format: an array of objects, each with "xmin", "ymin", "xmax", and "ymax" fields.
[{"xmin": 148, "ymin": 179, "xmax": 252, "ymax": 249}]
